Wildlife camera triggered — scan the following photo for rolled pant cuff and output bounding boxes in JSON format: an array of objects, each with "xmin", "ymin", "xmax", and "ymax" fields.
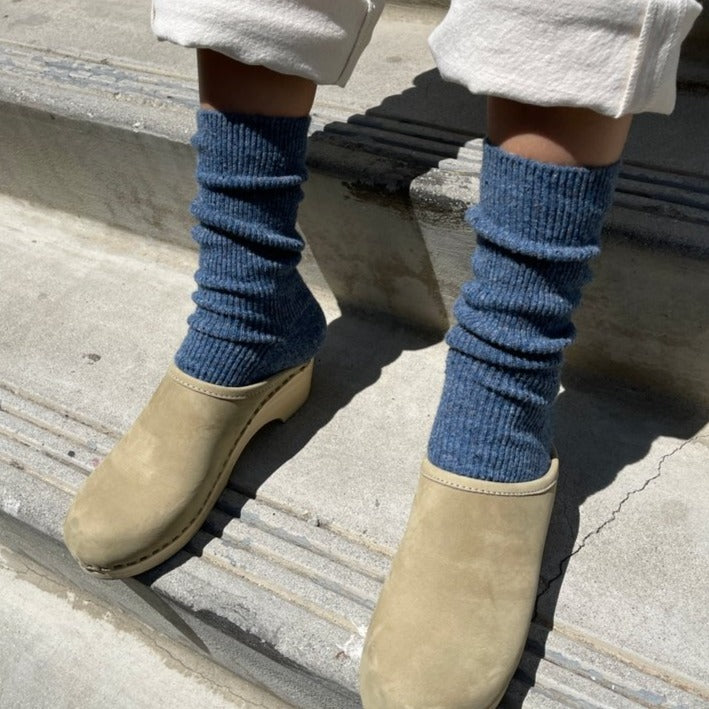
[
  {"xmin": 151, "ymin": 0, "xmax": 386, "ymax": 86},
  {"xmin": 429, "ymin": 0, "xmax": 703, "ymax": 117}
]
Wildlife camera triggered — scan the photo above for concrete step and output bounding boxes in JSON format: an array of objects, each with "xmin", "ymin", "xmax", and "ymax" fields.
[
  {"xmin": 1, "ymin": 197, "xmax": 708, "ymax": 706},
  {"xmin": 1, "ymin": 0, "xmax": 709, "ymax": 407},
  {"xmin": 0, "ymin": 526, "xmax": 295, "ymax": 709}
]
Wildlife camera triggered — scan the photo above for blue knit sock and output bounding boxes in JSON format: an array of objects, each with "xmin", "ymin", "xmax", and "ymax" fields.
[
  {"xmin": 427, "ymin": 142, "xmax": 619, "ymax": 482},
  {"xmin": 175, "ymin": 110, "xmax": 326, "ymax": 387}
]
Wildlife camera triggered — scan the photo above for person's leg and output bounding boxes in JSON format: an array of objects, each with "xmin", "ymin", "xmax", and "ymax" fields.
[
  {"xmin": 197, "ymin": 49, "xmax": 316, "ymax": 116},
  {"xmin": 360, "ymin": 102, "xmax": 630, "ymax": 708},
  {"xmin": 64, "ymin": 0, "xmax": 390, "ymax": 579},
  {"xmin": 63, "ymin": 52, "xmax": 326, "ymax": 577},
  {"xmin": 175, "ymin": 50, "xmax": 325, "ymax": 387},
  {"xmin": 487, "ymin": 99, "xmax": 632, "ymax": 166},
  {"xmin": 361, "ymin": 0, "xmax": 700, "ymax": 702}
]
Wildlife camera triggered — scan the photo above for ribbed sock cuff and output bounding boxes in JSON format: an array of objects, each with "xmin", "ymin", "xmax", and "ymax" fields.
[
  {"xmin": 471, "ymin": 140, "xmax": 620, "ymax": 260},
  {"xmin": 194, "ymin": 110, "xmax": 310, "ymax": 180}
]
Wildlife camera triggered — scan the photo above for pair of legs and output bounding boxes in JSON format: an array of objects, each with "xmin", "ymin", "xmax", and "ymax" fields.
[
  {"xmin": 64, "ymin": 0, "xmax": 700, "ymax": 703},
  {"xmin": 191, "ymin": 51, "xmax": 630, "ymax": 481},
  {"xmin": 195, "ymin": 54, "xmax": 632, "ymax": 707}
]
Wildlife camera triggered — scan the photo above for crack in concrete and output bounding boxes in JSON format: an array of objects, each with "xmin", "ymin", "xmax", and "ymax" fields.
[{"xmin": 535, "ymin": 435, "xmax": 707, "ymax": 614}]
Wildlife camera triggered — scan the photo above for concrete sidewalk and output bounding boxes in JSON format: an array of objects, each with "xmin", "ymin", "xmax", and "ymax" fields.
[
  {"xmin": 1, "ymin": 195, "xmax": 708, "ymax": 706},
  {"xmin": 0, "ymin": 537, "xmax": 292, "ymax": 709}
]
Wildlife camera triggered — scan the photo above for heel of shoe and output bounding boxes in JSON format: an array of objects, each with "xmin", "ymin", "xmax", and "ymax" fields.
[
  {"xmin": 253, "ymin": 360, "xmax": 314, "ymax": 430},
  {"xmin": 278, "ymin": 359, "xmax": 313, "ymax": 422}
]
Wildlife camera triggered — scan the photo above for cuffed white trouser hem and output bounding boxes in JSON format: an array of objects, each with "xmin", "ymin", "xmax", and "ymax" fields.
[
  {"xmin": 429, "ymin": 0, "xmax": 702, "ymax": 117},
  {"xmin": 151, "ymin": 0, "xmax": 701, "ymax": 116},
  {"xmin": 151, "ymin": 0, "xmax": 386, "ymax": 87}
]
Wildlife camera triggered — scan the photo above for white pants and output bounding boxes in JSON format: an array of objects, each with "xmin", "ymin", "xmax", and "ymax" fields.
[{"xmin": 152, "ymin": 0, "xmax": 701, "ymax": 117}]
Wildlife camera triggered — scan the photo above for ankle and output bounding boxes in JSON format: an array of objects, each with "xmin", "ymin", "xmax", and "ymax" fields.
[{"xmin": 176, "ymin": 279, "xmax": 325, "ymax": 386}]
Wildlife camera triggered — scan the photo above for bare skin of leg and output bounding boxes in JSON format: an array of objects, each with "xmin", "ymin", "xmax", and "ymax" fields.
[
  {"xmin": 197, "ymin": 48, "xmax": 316, "ymax": 117},
  {"xmin": 488, "ymin": 97, "xmax": 632, "ymax": 167},
  {"xmin": 197, "ymin": 55, "xmax": 631, "ymax": 164}
]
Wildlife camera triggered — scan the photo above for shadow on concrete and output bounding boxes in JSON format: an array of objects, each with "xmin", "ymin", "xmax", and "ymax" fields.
[
  {"xmin": 123, "ymin": 575, "xmax": 211, "ymax": 653},
  {"xmin": 229, "ymin": 309, "xmax": 438, "ymax": 498},
  {"xmin": 503, "ymin": 373, "xmax": 707, "ymax": 706},
  {"xmin": 364, "ymin": 66, "xmax": 487, "ymax": 134},
  {"xmin": 299, "ymin": 68, "xmax": 486, "ymax": 334}
]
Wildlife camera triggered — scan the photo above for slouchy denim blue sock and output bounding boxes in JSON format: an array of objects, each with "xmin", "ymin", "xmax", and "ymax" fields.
[
  {"xmin": 428, "ymin": 142, "xmax": 619, "ymax": 482},
  {"xmin": 176, "ymin": 110, "xmax": 326, "ymax": 387}
]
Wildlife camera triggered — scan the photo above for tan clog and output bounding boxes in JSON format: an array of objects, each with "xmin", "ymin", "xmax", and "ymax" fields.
[
  {"xmin": 64, "ymin": 360, "xmax": 313, "ymax": 578},
  {"xmin": 360, "ymin": 456, "xmax": 558, "ymax": 708}
]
